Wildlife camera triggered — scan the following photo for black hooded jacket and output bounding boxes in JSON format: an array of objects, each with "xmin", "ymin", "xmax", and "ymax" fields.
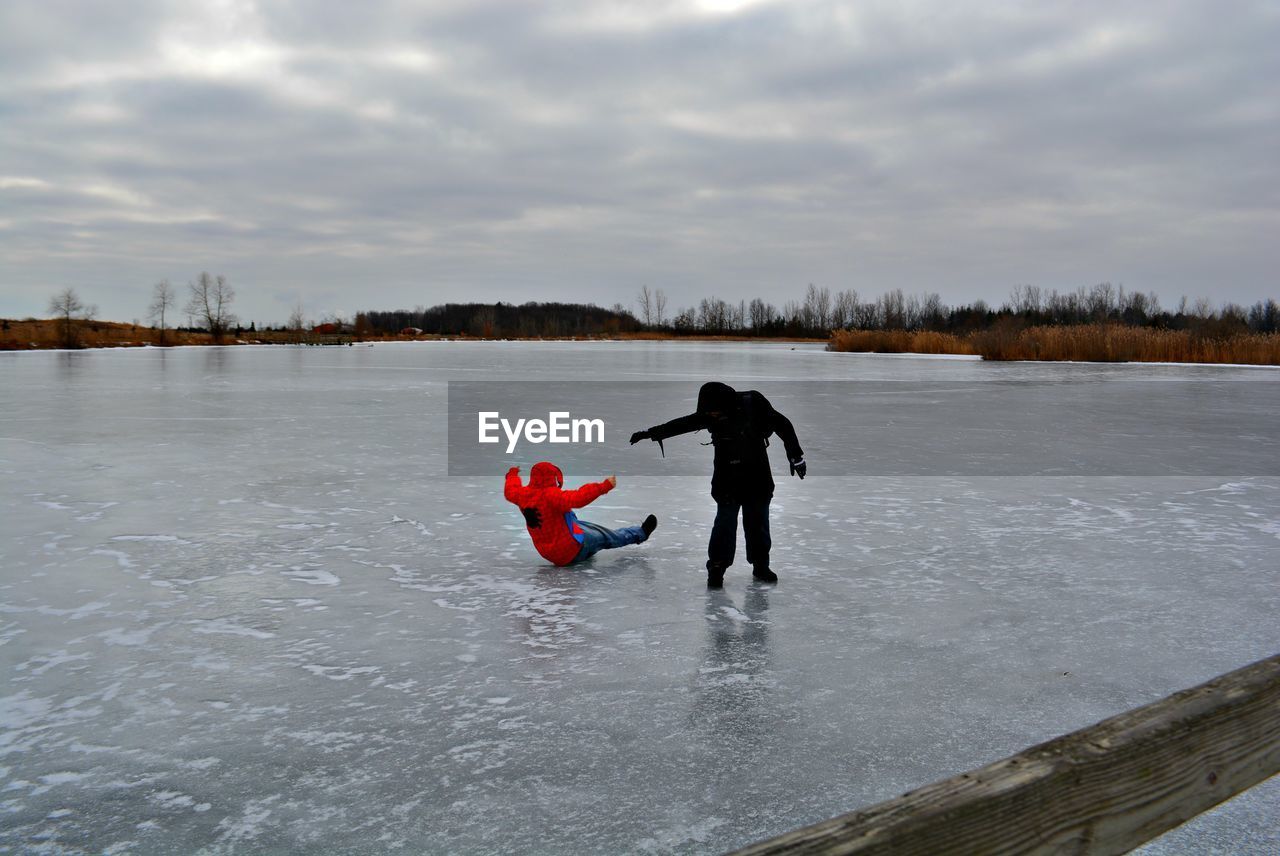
[{"xmin": 645, "ymin": 382, "xmax": 803, "ymax": 500}]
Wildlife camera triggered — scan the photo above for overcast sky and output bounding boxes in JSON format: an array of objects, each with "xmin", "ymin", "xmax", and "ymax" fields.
[{"xmin": 2, "ymin": 0, "xmax": 1277, "ymax": 324}]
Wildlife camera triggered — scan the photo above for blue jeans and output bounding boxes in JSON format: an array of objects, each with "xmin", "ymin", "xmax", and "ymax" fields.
[
  {"xmin": 708, "ymin": 497, "xmax": 771, "ymax": 570},
  {"xmin": 573, "ymin": 520, "xmax": 648, "ymax": 563}
]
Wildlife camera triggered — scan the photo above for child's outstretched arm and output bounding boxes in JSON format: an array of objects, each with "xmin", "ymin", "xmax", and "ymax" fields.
[
  {"xmin": 559, "ymin": 475, "xmax": 615, "ymax": 509},
  {"xmin": 503, "ymin": 466, "xmax": 527, "ymax": 504}
]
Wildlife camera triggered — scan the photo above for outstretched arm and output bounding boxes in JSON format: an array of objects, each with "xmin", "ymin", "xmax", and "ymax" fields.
[
  {"xmin": 632, "ymin": 412, "xmax": 706, "ymax": 445},
  {"xmin": 503, "ymin": 466, "xmax": 527, "ymax": 504},
  {"xmin": 559, "ymin": 476, "xmax": 615, "ymax": 509},
  {"xmin": 771, "ymin": 409, "xmax": 803, "ymax": 463},
  {"xmin": 768, "ymin": 405, "xmax": 805, "ymax": 478}
]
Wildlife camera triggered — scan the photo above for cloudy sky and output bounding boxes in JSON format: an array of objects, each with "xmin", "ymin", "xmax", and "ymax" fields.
[{"xmin": 2, "ymin": 0, "xmax": 1277, "ymax": 324}]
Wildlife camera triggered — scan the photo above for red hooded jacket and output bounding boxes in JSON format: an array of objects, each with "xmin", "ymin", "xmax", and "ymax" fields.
[{"xmin": 504, "ymin": 462, "xmax": 614, "ymax": 566}]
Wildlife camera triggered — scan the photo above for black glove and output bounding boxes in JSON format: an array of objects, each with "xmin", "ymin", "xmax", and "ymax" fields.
[
  {"xmin": 789, "ymin": 457, "xmax": 807, "ymax": 479},
  {"xmin": 629, "ymin": 430, "xmax": 651, "ymax": 445}
]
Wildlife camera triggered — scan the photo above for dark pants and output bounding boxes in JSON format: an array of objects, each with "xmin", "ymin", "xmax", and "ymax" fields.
[{"xmin": 708, "ymin": 496, "xmax": 771, "ymax": 570}]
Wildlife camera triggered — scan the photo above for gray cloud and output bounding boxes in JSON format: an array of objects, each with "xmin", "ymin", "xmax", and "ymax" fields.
[{"xmin": 1, "ymin": 0, "xmax": 1276, "ymax": 324}]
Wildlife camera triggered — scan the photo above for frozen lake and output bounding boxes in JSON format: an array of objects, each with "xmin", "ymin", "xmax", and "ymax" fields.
[{"xmin": 2, "ymin": 342, "xmax": 1278, "ymax": 854}]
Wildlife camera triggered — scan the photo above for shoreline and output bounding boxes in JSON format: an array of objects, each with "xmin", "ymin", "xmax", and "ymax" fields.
[
  {"xmin": 0, "ymin": 319, "xmax": 830, "ymax": 352},
  {"xmin": 6, "ymin": 319, "xmax": 1278, "ymax": 367},
  {"xmin": 7, "ymin": 338, "xmax": 1280, "ymax": 369}
]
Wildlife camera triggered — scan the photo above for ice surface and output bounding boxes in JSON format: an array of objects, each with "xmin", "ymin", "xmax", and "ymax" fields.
[{"xmin": 1, "ymin": 342, "xmax": 1277, "ymax": 854}]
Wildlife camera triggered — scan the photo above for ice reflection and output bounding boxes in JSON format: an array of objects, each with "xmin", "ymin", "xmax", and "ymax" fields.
[
  {"xmin": 203, "ymin": 345, "xmax": 229, "ymax": 374},
  {"xmin": 513, "ymin": 567, "xmax": 588, "ymax": 653},
  {"xmin": 694, "ymin": 586, "xmax": 775, "ymax": 739},
  {"xmin": 56, "ymin": 349, "xmax": 82, "ymax": 379}
]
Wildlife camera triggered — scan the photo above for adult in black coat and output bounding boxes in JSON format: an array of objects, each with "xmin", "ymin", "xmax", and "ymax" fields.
[{"xmin": 631, "ymin": 381, "xmax": 805, "ymax": 587}]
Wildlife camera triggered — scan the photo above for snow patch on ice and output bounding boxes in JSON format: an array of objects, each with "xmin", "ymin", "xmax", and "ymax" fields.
[
  {"xmin": 181, "ymin": 757, "xmax": 222, "ymax": 771},
  {"xmin": 92, "ymin": 549, "xmax": 135, "ymax": 569},
  {"xmin": 282, "ymin": 568, "xmax": 340, "ymax": 586},
  {"xmin": 215, "ymin": 795, "xmax": 279, "ymax": 845},
  {"xmin": 112, "ymin": 534, "xmax": 190, "ymax": 544},
  {"xmin": 37, "ymin": 771, "xmax": 91, "ymax": 792},
  {"xmin": 149, "ymin": 790, "xmax": 195, "ymax": 809},
  {"xmin": 16, "ymin": 649, "xmax": 93, "ymax": 675},
  {"xmin": 36, "ymin": 500, "xmax": 72, "ymax": 511},
  {"xmin": 187, "ymin": 618, "xmax": 275, "ymax": 639},
  {"xmin": 100, "ymin": 624, "xmax": 167, "ymax": 646},
  {"xmin": 390, "ymin": 514, "xmax": 433, "ymax": 536},
  {"xmin": 636, "ymin": 815, "xmax": 729, "ymax": 852},
  {"xmin": 301, "ymin": 665, "xmax": 379, "ymax": 681},
  {"xmin": 286, "ymin": 729, "xmax": 365, "ymax": 751},
  {"xmin": 0, "ymin": 692, "xmax": 52, "ymax": 729}
]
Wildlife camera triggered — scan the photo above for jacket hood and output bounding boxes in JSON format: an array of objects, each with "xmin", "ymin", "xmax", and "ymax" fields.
[
  {"xmin": 529, "ymin": 461, "xmax": 563, "ymax": 488},
  {"xmin": 697, "ymin": 381, "xmax": 737, "ymax": 415}
]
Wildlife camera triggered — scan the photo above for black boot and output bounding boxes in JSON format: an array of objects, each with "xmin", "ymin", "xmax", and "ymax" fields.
[
  {"xmin": 752, "ymin": 565, "xmax": 778, "ymax": 584},
  {"xmin": 641, "ymin": 514, "xmax": 657, "ymax": 539},
  {"xmin": 706, "ymin": 561, "xmax": 727, "ymax": 589}
]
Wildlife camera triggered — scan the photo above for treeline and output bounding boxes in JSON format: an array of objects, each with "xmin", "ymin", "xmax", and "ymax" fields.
[
  {"xmin": 657, "ymin": 283, "xmax": 1279, "ymax": 338},
  {"xmin": 365, "ymin": 284, "xmax": 1278, "ymax": 341},
  {"xmin": 361, "ymin": 302, "xmax": 642, "ymax": 337}
]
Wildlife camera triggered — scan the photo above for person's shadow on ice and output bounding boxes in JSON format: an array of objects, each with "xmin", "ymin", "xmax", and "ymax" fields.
[{"xmin": 692, "ymin": 585, "xmax": 776, "ymax": 738}]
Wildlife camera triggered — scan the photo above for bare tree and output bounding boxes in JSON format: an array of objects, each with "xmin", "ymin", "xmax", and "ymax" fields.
[
  {"xmin": 799, "ymin": 285, "xmax": 815, "ymax": 331},
  {"xmin": 288, "ymin": 302, "xmax": 307, "ymax": 332},
  {"xmin": 1247, "ymin": 299, "xmax": 1279, "ymax": 333},
  {"xmin": 804, "ymin": 284, "xmax": 832, "ymax": 332},
  {"xmin": 148, "ymin": 279, "xmax": 176, "ymax": 345},
  {"xmin": 832, "ymin": 289, "xmax": 858, "ymax": 330},
  {"xmin": 1086, "ymin": 282, "xmax": 1116, "ymax": 321},
  {"xmin": 637, "ymin": 285, "xmax": 653, "ymax": 326},
  {"xmin": 781, "ymin": 299, "xmax": 802, "ymax": 330},
  {"xmin": 906, "ymin": 293, "xmax": 923, "ymax": 330},
  {"xmin": 919, "ymin": 292, "xmax": 946, "ymax": 330},
  {"xmin": 673, "ymin": 306, "xmax": 696, "ymax": 332},
  {"xmin": 880, "ymin": 288, "xmax": 907, "ymax": 329},
  {"xmin": 186, "ymin": 272, "xmax": 237, "ymax": 341},
  {"xmin": 48, "ymin": 287, "xmax": 94, "ymax": 348},
  {"xmin": 1009, "ymin": 284, "xmax": 1043, "ymax": 315},
  {"xmin": 853, "ymin": 299, "xmax": 880, "ymax": 330},
  {"xmin": 654, "ymin": 288, "xmax": 668, "ymax": 327},
  {"xmin": 1121, "ymin": 289, "xmax": 1159, "ymax": 324},
  {"xmin": 749, "ymin": 298, "xmax": 775, "ymax": 332}
]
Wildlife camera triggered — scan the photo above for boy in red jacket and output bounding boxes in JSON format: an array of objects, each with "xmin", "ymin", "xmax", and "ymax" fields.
[{"xmin": 505, "ymin": 461, "xmax": 657, "ymax": 566}]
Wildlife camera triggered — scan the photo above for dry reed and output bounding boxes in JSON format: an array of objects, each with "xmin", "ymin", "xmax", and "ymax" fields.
[
  {"xmin": 827, "ymin": 329, "xmax": 975, "ymax": 355},
  {"xmin": 1, "ymin": 319, "xmax": 217, "ymax": 349},
  {"xmin": 973, "ymin": 324, "xmax": 1280, "ymax": 364},
  {"xmin": 829, "ymin": 324, "xmax": 1280, "ymax": 365}
]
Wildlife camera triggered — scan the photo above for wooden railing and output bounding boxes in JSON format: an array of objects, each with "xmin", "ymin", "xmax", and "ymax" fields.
[{"xmin": 729, "ymin": 653, "xmax": 1280, "ymax": 855}]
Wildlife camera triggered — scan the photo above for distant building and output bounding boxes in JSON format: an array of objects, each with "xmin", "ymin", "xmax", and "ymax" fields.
[
  {"xmin": 400, "ymin": 327, "xmax": 423, "ymax": 335},
  {"xmin": 312, "ymin": 323, "xmax": 340, "ymax": 334}
]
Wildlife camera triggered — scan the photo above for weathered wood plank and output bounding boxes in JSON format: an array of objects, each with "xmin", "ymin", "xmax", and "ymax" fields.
[{"xmin": 730, "ymin": 653, "xmax": 1280, "ymax": 856}]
